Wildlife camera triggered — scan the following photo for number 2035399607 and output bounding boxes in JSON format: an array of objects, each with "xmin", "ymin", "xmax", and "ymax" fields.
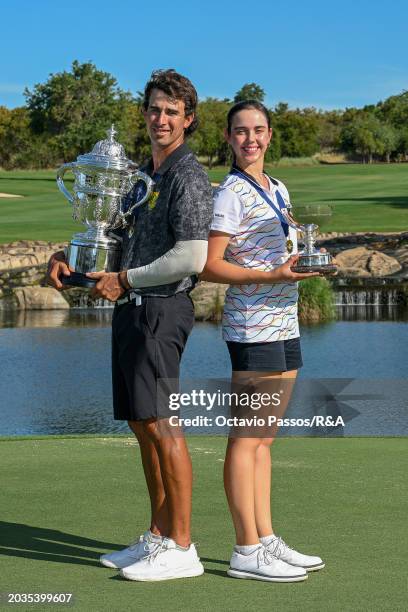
[{"xmin": 2, "ymin": 593, "xmax": 73, "ymax": 605}]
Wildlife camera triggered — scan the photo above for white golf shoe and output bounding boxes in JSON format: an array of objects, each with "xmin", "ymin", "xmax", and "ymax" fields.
[
  {"xmin": 120, "ymin": 537, "xmax": 204, "ymax": 581},
  {"xmin": 100, "ymin": 530, "xmax": 162, "ymax": 569},
  {"xmin": 227, "ymin": 545, "xmax": 307, "ymax": 582},
  {"xmin": 264, "ymin": 536, "xmax": 325, "ymax": 571}
]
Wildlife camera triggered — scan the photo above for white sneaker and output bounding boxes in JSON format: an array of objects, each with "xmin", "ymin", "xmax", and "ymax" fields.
[
  {"xmin": 265, "ymin": 536, "xmax": 325, "ymax": 571},
  {"xmin": 100, "ymin": 530, "xmax": 162, "ymax": 569},
  {"xmin": 120, "ymin": 537, "xmax": 204, "ymax": 581},
  {"xmin": 227, "ymin": 546, "xmax": 307, "ymax": 582}
]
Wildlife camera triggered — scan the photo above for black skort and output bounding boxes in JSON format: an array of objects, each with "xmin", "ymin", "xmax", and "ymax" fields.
[
  {"xmin": 112, "ymin": 292, "xmax": 195, "ymax": 421},
  {"xmin": 226, "ymin": 337, "xmax": 303, "ymax": 373}
]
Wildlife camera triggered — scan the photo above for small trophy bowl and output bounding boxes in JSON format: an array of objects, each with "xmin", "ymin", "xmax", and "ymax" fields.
[{"xmin": 289, "ymin": 204, "xmax": 337, "ymax": 275}]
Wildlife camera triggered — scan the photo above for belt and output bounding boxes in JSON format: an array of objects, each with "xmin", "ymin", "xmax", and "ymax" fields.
[{"xmin": 116, "ymin": 291, "xmax": 142, "ymax": 306}]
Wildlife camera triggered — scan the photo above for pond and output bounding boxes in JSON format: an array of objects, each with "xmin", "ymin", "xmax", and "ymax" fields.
[{"xmin": 0, "ymin": 308, "xmax": 407, "ymax": 437}]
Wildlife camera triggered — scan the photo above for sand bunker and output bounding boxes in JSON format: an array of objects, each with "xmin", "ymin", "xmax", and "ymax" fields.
[{"xmin": 0, "ymin": 192, "xmax": 23, "ymax": 198}]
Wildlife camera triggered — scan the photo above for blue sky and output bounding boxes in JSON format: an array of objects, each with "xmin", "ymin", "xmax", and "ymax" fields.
[{"xmin": 1, "ymin": 0, "xmax": 407, "ymax": 110}]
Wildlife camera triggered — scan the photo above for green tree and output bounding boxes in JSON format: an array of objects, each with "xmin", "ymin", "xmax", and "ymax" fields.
[
  {"xmin": 272, "ymin": 104, "xmax": 320, "ymax": 157},
  {"xmin": 375, "ymin": 123, "xmax": 398, "ymax": 162},
  {"xmin": 396, "ymin": 127, "xmax": 408, "ymax": 161},
  {"xmin": 317, "ymin": 110, "xmax": 343, "ymax": 152},
  {"xmin": 25, "ymin": 60, "xmax": 133, "ymax": 163},
  {"xmin": 266, "ymin": 125, "xmax": 281, "ymax": 162},
  {"xmin": 0, "ymin": 106, "xmax": 47, "ymax": 169},
  {"xmin": 234, "ymin": 83, "xmax": 265, "ymax": 103},
  {"xmin": 340, "ymin": 114, "xmax": 387, "ymax": 163},
  {"xmin": 118, "ymin": 99, "xmax": 151, "ymax": 164},
  {"xmin": 376, "ymin": 91, "xmax": 408, "ymax": 127},
  {"xmin": 190, "ymin": 98, "xmax": 230, "ymax": 168}
]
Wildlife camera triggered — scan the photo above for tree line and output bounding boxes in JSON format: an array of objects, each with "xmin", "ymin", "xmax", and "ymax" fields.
[{"xmin": 1, "ymin": 60, "xmax": 407, "ymax": 170}]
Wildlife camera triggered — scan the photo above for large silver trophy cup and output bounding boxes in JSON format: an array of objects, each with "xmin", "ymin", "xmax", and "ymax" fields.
[
  {"xmin": 56, "ymin": 125, "xmax": 153, "ymax": 288},
  {"xmin": 287, "ymin": 204, "xmax": 337, "ymax": 275}
]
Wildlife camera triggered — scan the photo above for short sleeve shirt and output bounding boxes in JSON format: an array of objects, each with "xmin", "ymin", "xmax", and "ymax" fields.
[
  {"xmin": 211, "ymin": 172, "xmax": 299, "ymax": 343},
  {"xmin": 120, "ymin": 144, "xmax": 213, "ymax": 296}
]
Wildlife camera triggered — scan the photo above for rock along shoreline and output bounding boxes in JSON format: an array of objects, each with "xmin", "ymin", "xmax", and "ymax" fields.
[{"xmin": 0, "ymin": 233, "xmax": 407, "ymax": 321}]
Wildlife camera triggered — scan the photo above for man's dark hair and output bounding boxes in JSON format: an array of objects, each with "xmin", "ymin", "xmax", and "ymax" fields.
[
  {"xmin": 143, "ymin": 69, "xmax": 198, "ymax": 136},
  {"xmin": 227, "ymin": 99, "xmax": 271, "ymax": 134}
]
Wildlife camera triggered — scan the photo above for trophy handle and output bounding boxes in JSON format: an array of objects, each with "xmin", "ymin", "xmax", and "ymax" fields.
[
  {"xmin": 56, "ymin": 163, "xmax": 75, "ymax": 203},
  {"xmin": 126, "ymin": 171, "xmax": 154, "ymax": 215}
]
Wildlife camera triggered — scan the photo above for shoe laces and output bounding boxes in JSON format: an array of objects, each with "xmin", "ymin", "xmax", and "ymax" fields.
[
  {"xmin": 257, "ymin": 545, "xmax": 278, "ymax": 568},
  {"xmin": 144, "ymin": 539, "xmax": 168, "ymax": 565},
  {"xmin": 266, "ymin": 536, "xmax": 291, "ymax": 560}
]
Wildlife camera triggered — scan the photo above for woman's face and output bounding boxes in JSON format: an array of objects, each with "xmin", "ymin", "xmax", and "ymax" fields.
[{"xmin": 226, "ymin": 109, "xmax": 272, "ymax": 167}]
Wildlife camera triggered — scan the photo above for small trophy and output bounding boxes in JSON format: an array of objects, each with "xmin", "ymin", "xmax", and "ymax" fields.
[
  {"xmin": 56, "ymin": 125, "xmax": 153, "ymax": 288},
  {"xmin": 287, "ymin": 204, "xmax": 337, "ymax": 275}
]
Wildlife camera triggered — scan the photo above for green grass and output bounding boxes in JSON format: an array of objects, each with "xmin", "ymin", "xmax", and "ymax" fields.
[
  {"xmin": 271, "ymin": 156, "xmax": 321, "ymax": 167},
  {"xmin": 0, "ymin": 435, "xmax": 406, "ymax": 611},
  {"xmin": 210, "ymin": 163, "xmax": 408, "ymax": 233},
  {"xmin": 0, "ymin": 170, "xmax": 77, "ymax": 243},
  {"xmin": 0, "ymin": 164, "xmax": 407, "ymax": 243}
]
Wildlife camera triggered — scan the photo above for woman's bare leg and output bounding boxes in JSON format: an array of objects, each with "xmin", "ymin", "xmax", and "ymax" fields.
[
  {"xmin": 253, "ymin": 370, "xmax": 298, "ymax": 537},
  {"xmin": 224, "ymin": 436, "xmax": 262, "ymax": 545}
]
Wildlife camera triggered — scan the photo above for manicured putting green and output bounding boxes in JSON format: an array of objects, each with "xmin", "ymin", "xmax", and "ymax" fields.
[{"xmin": 0, "ymin": 435, "xmax": 406, "ymax": 611}]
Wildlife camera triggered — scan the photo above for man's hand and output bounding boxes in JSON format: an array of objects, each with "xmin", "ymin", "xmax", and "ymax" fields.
[
  {"xmin": 86, "ymin": 271, "xmax": 129, "ymax": 302},
  {"xmin": 47, "ymin": 251, "xmax": 71, "ymax": 290},
  {"xmin": 270, "ymin": 255, "xmax": 322, "ymax": 282}
]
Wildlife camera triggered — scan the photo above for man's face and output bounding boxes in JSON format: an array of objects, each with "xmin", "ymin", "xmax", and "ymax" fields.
[{"xmin": 143, "ymin": 88, "xmax": 194, "ymax": 150}]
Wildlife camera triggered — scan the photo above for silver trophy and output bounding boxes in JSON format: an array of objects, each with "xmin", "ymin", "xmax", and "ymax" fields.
[
  {"xmin": 286, "ymin": 204, "xmax": 337, "ymax": 274},
  {"xmin": 56, "ymin": 125, "xmax": 153, "ymax": 287}
]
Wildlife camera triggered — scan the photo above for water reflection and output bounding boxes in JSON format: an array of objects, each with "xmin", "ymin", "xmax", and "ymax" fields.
[
  {"xmin": 1, "ymin": 305, "xmax": 407, "ymax": 329},
  {"xmin": 336, "ymin": 305, "xmax": 408, "ymax": 322},
  {"xmin": 0, "ymin": 308, "xmax": 113, "ymax": 329},
  {"xmin": 0, "ymin": 309, "xmax": 407, "ymax": 436}
]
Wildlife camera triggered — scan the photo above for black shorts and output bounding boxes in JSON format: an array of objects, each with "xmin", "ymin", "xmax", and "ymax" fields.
[
  {"xmin": 111, "ymin": 292, "xmax": 195, "ymax": 421},
  {"xmin": 226, "ymin": 337, "xmax": 303, "ymax": 373}
]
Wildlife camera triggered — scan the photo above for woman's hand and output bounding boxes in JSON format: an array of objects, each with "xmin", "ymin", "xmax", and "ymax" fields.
[{"xmin": 268, "ymin": 255, "xmax": 321, "ymax": 282}]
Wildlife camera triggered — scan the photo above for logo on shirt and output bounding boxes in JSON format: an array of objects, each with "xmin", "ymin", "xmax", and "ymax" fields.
[{"xmin": 148, "ymin": 191, "xmax": 160, "ymax": 210}]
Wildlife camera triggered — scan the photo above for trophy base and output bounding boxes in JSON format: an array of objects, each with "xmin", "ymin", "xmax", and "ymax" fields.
[
  {"xmin": 291, "ymin": 264, "xmax": 337, "ymax": 275},
  {"xmin": 291, "ymin": 251, "xmax": 337, "ymax": 275},
  {"xmin": 61, "ymin": 272, "xmax": 97, "ymax": 288},
  {"xmin": 66, "ymin": 232, "xmax": 122, "ymax": 275}
]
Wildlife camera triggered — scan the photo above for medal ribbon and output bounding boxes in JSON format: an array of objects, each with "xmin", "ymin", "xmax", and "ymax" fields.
[{"xmin": 230, "ymin": 165, "xmax": 290, "ymax": 237}]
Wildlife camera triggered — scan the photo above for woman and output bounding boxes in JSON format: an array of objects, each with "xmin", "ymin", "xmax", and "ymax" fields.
[{"xmin": 201, "ymin": 100, "xmax": 325, "ymax": 583}]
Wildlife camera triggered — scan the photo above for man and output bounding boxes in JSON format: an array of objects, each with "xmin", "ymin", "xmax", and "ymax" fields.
[{"xmin": 47, "ymin": 69, "xmax": 213, "ymax": 581}]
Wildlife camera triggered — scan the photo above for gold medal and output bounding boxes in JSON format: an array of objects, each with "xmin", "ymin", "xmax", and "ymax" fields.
[{"xmin": 286, "ymin": 239, "xmax": 293, "ymax": 253}]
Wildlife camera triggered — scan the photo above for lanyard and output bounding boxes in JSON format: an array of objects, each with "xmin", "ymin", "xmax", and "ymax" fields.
[{"xmin": 230, "ymin": 165, "xmax": 289, "ymax": 237}]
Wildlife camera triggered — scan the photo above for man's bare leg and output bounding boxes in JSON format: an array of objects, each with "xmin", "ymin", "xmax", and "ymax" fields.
[
  {"xmin": 128, "ymin": 420, "xmax": 169, "ymax": 537},
  {"xmin": 143, "ymin": 420, "xmax": 193, "ymax": 548}
]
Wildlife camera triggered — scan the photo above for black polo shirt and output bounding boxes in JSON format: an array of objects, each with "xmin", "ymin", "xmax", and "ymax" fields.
[{"xmin": 119, "ymin": 143, "xmax": 213, "ymax": 296}]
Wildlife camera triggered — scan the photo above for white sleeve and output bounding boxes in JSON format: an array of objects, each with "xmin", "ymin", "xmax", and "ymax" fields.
[
  {"xmin": 210, "ymin": 188, "xmax": 243, "ymax": 235},
  {"xmin": 126, "ymin": 240, "xmax": 208, "ymax": 288}
]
